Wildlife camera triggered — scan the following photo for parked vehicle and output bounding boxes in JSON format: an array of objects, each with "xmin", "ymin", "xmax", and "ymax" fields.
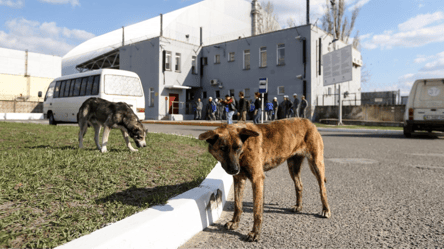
[
  {"xmin": 43, "ymin": 69, "xmax": 145, "ymax": 125},
  {"xmin": 403, "ymin": 78, "xmax": 444, "ymax": 137}
]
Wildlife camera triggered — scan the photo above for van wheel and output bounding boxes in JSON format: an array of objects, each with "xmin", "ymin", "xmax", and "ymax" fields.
[
  {"xmin": 48, "ymin": 113, "xmax": 57, "ymax": 126},
  {"xmin": 403, "ymin": 126, "xmax": 412, "ymax": 138}
]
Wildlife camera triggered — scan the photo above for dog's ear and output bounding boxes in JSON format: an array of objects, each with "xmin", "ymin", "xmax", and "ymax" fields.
[
  {"xmin": 239, "ymin": 128, "xmax": 259, "ymax": 143},
  {"xmin": 198, "ymin": 130, "xmax": 219, "ymax": 146}
]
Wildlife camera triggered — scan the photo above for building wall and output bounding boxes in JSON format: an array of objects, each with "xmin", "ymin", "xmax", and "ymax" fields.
[
  {"xmin": 120, "ymin": 38, "xmax": 161, "ymax": 120},
  {"xmin": 201, "ymin": 27, "xmax": 308, "ymax": 106},
  {"xmin": 0, "ymin": 74, "xmax": 54, "ymax": 101},
  {"xmin": 62, "ymin": 0, "xmax": 268, "ymax": 75},
  {"xmin": 0, "ymin": 47, "xmax": 61, "ymax": 79},
  {"xmin": 199, "ymin": 25, "xmax": 362, "ymax": 120}
]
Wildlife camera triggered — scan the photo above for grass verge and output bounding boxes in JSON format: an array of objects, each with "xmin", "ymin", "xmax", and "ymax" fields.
[
  {"xmin": 0, "ymin": 122, "xmax": 217, "ymax": 248},
  {"xmin": 314, "ymin": 123, "xmax": 403, "ymax": 130}
]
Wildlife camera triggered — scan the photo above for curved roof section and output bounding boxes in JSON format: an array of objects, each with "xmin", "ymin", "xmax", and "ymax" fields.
[{"xmin": 62, "ymin": 0, "xmax": 276, "ymax": 75}]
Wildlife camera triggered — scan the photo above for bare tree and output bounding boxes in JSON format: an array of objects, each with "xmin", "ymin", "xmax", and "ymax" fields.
[
  {"xmin": 360, "ymin": 63, "xmax": 371, "ymax": 84},
  {"xmin": 321, "ymin": 0, "xmax": 360, "ymax": 48},
  {"xmin": 258, "ymin": 1, "xmax": 280, "ymax": 33}
]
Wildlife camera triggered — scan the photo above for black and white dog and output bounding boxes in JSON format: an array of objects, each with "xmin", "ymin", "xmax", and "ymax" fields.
[{"xmin": 77, "ymin": 97, "xmax": 148, "ymax": 153}]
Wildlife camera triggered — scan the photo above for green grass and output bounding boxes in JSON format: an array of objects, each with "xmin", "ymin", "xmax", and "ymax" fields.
[
  {"xmin": 0, "ymin": 122, "xmax": 217, "ymax": 248},
  {"xmin": 314, "ymin": 123, "xmax": 403, "ymax": 130}
]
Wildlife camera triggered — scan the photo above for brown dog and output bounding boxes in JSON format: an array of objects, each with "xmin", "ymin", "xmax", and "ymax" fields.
[{"xmin": 198, "ymin": 118, "xmax": 330, "ymax": 242}]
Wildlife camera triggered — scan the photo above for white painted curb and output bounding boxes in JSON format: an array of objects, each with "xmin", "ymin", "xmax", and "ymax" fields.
[
  {"xmin": 0, "ymin": 113, "xmax": 44, "ymax": 120},
  {"xmin": 56, "ymin": 162, "xmax": 232, "ymax": 249},
  {"xmin": 317, "ymin": 127, "xmax": 403, "ymax": 135}
]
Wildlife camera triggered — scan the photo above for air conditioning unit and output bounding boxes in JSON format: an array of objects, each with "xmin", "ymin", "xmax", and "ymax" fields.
[{"xmin": 210, "ymin": 79, "xmax": 218, "ymax": 86}]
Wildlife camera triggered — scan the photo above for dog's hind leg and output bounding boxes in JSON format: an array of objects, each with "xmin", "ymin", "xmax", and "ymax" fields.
[
  {"xmin": 225, "ymin": 174, "xmax": 246, "ymax": 231},
  {"xmin": 92, "ymin": 123, "xmax": 102, "ymax": 151},
  {"xmin": 287, "ymin": 155, "xmax": 305, "ymax": 213},
  {"xmin": 78, "ymin": 120, "xmax": 88, "ymax": 149},
  {"xmin": 307, "ymin": 153, "xmax": 331, "ymax": 218}
]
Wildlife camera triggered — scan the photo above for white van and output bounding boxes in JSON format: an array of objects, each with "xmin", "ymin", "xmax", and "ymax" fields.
[
  {"xmin": 403, "ymin": 78, "xmax": 444, "ymax": 137},
  {"xmin": 43, "ymin": 69, "xmax": 145, "ymax": 125}
]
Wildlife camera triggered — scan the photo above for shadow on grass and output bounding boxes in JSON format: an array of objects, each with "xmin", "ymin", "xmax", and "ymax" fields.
[
  {"xmin": 95, "ymin": 181, "xmax": 201, "ymax": 207},
  {"xmin": 25, "ymin": 145, "xmax": 79, "ymax": 150}
]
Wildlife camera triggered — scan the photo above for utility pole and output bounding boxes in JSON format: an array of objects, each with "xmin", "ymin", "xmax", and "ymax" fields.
[{"xmin": 306, "ymin": 0, "xmax": 310, "ymax": 25}]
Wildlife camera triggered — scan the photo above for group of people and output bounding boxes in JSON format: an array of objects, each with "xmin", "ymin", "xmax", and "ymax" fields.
[{"xmin": 194, "ymin": 92, "xmax": 308, "ymax": 125}]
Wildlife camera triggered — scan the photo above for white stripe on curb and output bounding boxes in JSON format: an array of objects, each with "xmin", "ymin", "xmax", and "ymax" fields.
[
  {"xmin": 56, "ymin": 162, "xmax": 232, "ymax": 249},
  {"xmin": 317, "ymin": 128, "xmax": 403, "ymax": 135}
]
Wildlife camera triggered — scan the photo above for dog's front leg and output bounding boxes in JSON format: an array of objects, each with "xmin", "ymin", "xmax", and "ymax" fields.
[
  {"xmin": 120, "ymin": 129, "xmax": 138, "ymax": 152},
  {"xmin": 246, "ymin": 172, "xmax": 265, "ymax": 242},
  {"xmin": 100, "ymin": 126, "xmax": 111, "ymax": 153},
  {"xmin": 92, "ymin": 123, "xmax": 102, "ymax": 151},
  {"xmin": 225, "ymin": 174, "xmax": 246, "ymax": 230}
]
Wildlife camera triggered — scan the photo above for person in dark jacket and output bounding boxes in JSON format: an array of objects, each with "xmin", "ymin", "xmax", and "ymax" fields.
[
  {"xmin": 292, "ymin": 93, "xmax": 300, "ymax": 117},
  {"xmin": 272, "ymin": 97, "xmax": 279, "ymax": 121},
  {"xmin": 221, "ymin": 95, "xmax": 236, "ymax": 124},
  {"xmin": 237, "ymin": 91, "xmax": 248, "ymax": 122},
  {"xmin": 253, "ymin": 92, "xmax": 262, "ymax": 124},
  {"xmin": 299, "ymin": 95, "xmax": 308, "ymax": 118}
]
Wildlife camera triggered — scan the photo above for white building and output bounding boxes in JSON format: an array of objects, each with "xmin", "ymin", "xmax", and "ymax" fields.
[
  {"xmin": 0, "ymin": 47, "xmax": 61, "ymax": 101},
  {"xmin": 62, "ymin": 0, "xmax": 361, "ymax": 120}
]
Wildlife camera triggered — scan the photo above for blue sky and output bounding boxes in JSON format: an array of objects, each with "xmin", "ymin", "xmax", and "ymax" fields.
[{"xmin": 1, "ymin": 0, "xmax": 444, "ymax": 95}]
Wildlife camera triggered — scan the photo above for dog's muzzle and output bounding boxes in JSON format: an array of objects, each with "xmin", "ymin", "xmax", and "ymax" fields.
[
  {"xmin": 135, "ymin": 140, "xmax": 147, "ymax": 148},
  {"xmin": 222, "ymin": 163, "xmax": 240, "ymax": 175}
]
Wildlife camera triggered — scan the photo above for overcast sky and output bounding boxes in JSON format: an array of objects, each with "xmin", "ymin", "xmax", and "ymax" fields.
[{"xmin": 1, "ymin": 0, "xmax": 443, "ymax": 95}]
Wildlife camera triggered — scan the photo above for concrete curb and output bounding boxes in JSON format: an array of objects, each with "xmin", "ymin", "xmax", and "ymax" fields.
[
  {"xmin": 317, "ymin": 127, "xmax": 403, "ymax": 135},
  {"xmin": 0, "ymin": 113, "xmax": 44, "ymax": 120},
  {"xmin": 56, "ymin": 162, "xmax": 232, "ymax": 249}
]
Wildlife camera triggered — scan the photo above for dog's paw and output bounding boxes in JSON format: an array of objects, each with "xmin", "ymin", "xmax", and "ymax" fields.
[
  {"xmin": 225, "ymin": 221, "xmax": 239, "ymax": 230},
  {"xmin": 130, "ymin": 148, "xmax": 138, "ymax": 152},
  {"xmin": 321, "ymin": 209, "xmax": 331, "ymax": 218},
  {"xmin": 245, "ymin": 231, "xmax": 260, "ymax": 242},
  {"xmin": 291, "ymin": 205, "xmax": 303, "ymax": 213},
  {"xmin": 100, "ymin": 147, "xmax": 108, "ymax": 153}
]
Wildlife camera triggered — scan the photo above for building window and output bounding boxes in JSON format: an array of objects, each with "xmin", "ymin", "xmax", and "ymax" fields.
[
  {"xmin": 228, "ymin": 52, "xmax": 235, "ymax": 62},
  {"xmin": 243, "ymin": 50, "xmax": 250, "ymax": 70},
  {"xmin": 165, "ymin": 51, "xmax": 172, "ymax": 71},
  {"xmin": 214, "ymin": 54, "xmax": 220, "ymax": 64},
  {"xmin": 149, "ymin": 88, "xmax": 155, "ymax": 107},
  {"xmin": 244, "ymin": 88, "xmax": 250, "ymax": 98},
  {"xmin": 203, "ymin": 91, "xmax": 207, "ymax": 99},
  {"xmin": 260, "ymin": 47, "xmax": 267, "ymax": 67},
  {"xmin": 215, "ymin": 90, "xmax": 220, "ymax": 99},
  {"xmin": 175, "ymin": 53, "xmax": 181, "ymax": 72},
  {"xmin": 277, "ymin": 44, "xmax": 285, "ymax": 65},
  {"xmin": 328, "ymin": 87, "xmax": 332, "ymax": 95},
  {"xmin": 230, "ymin": 89, "xmax": 235, "ymax": 97},
  {"xmin": 278, "ymin": 86, "xmax": 285, "ymax": 95},
  {"xmin": 192, "ymin": 56, "xmax": 197, "ymax": 74}
]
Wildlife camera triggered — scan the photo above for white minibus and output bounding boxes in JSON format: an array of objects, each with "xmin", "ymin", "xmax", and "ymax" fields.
[
  {"xmin": 403, "ymin": 78, "xmax": 444, "ymax": 137},
  {"xmin": 43, "ymin": 69, "xmax": 145, "ymax": 125}
]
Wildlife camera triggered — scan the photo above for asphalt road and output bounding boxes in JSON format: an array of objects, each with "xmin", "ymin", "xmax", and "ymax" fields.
[{"xmin": 180, "ymin": 129, "xmax": 444, "ymax": 248}]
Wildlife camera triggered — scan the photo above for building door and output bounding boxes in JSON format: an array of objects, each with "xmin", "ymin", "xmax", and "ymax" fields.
[{"xmin": 169, "ymin": 94, "xmax": 179, "ymax": 114}]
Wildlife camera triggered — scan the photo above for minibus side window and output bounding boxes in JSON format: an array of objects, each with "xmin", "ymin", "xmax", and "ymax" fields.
[
  {"xmin": 64, "ymin": 80, "xmax": 71, "ymax": 97},
  {"xmin": 80, "ymin": 77, "xmax": 88, "ymax": 96},
  {"xmin": 73, "ymin": 78, "xmax": 82, "ymax": 96},
  {"xmin": 59, "ymin": 81, "xmax": 66, "ymax": 98},
  {"xmin": 54, "ymin": 81, "xmax": 61, "ymax": 98},
  {"xmin": 68, "ymin": 79, "xmax": 76, "ymax": 97},
  {"xmin": 91, "ymin": 75, "xmax": 100, "ymax": 95},
  {"xmin": 86, "ymin": 76, "xmax": 94, "ymax": 96}
]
